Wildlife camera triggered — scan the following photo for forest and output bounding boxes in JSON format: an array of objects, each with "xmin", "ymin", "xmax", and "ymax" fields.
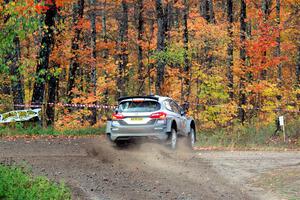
[{"xmin": 0, "ymin": 0, "xmax": 299, "ymax": 132}]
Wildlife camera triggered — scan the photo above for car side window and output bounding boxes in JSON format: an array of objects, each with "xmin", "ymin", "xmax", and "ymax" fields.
[
  {"xmin": 174, "ymin": 101, "xmax": 183, "ymax": 113},
  {"xmin": 170, "ymin": 100, "xmax": 180, "ymax": 114},
  {"xmin": 163, "ymin": 100, "xmax": 172, "ymax": 111}
]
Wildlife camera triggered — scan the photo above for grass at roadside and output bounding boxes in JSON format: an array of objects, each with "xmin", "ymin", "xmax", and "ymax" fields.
[
  {"xmin": 252, "ymin": 167, "xmax": 300, "ymax": 200},
  {"xmin": 0, "ymin": 123, "xmax": 105, "ymax": 137},
  {"xmin": 196, "ymin": 120, "xmax": 300, "ymax": 150},
  {"xmin": 0, "ymin": 164, "xmax": 71, "ymax": 200}
]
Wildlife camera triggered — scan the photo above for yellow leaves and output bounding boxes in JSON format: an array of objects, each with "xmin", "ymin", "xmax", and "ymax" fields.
[
  {"xmin": 196, "ymin": 103, "xmax": 237, "ymax": 129},
  {"xmin": 246, "ymin": 81, "xmax": 279, "ymax": 97}
]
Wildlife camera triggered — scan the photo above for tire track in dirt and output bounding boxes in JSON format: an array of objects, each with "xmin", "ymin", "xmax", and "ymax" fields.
[{"xmin": 0, "ymin": 136, "xmax": 254, "ymax": 200}]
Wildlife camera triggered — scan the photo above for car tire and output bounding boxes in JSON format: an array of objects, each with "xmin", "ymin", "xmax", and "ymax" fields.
[
  {"xmin": 168, "ymin": 128, "xmax": 177, "ymax": 150},
  {"xmin": 114, "ymin": 140, "xmax": 125, "ymax": 148},
  {"xmin": 188, "ymin": 128, "xmax": 196, "ymax": 149},
  {"xmin": 114, "ymin": 140, "xmax": 128, "ymax": 148}
]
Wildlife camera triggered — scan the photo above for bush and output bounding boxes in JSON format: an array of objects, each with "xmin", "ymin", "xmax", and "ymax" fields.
[{"xmin": 0, "ymin": 165, "xmax": 71, "ymax": 200}]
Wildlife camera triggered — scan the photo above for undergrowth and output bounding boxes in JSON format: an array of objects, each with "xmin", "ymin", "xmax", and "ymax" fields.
[
  {"xmin": 197, "ymin": 118, "xmax": 300, "ymax": 149},
  {"xmin": 0, "ymin": 164, "xmax": 71, "ymax": 200},
  {"xmin": 0, "ymin": 122, "xmax": 105, "ymax": 137}
]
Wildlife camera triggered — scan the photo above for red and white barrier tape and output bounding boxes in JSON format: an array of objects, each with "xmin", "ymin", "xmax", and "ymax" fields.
[
  {"xmin": 186, "ymin": 103, "xmax": 300, "ymax": 113},
  {"xmin": 8, "ymin": 103, "xmax": 117, "ymax": 109},
  {"xmin": 2, "ymin": 103, "xmax": 300, "ymax": 113}
]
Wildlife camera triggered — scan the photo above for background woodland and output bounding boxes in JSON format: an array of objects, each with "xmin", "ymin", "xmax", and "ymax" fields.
[{"xmin": 0, "ymin": 0, "xmax": 299, "ymax": 130}]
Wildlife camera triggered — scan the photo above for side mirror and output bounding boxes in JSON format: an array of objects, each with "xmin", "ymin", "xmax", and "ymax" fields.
[
  {"xmin": 114, "ymin": 108, "xmax": 119, "ymax": 114},
  {"xmin": 181, "ymin": 102, "xmax": 189, "ymax": 111},
  {"xmin": 180, "ymin": 110, "xmax": 186, "ymax": 116}
]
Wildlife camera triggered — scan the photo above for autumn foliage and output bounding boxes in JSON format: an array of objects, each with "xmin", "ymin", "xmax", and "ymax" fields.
[{"xmin": 0, "ymin": 0, "xmax": 299, "ymax": 130}]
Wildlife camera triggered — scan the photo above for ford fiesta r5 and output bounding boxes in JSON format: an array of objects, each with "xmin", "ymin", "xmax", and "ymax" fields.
[{"xmin": 106, "ymin": 95, "xmax": 196, "ymax": 149}]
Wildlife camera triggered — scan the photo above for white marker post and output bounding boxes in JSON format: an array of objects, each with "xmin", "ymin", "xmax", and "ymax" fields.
[{"xmin": 278, "ymin": 116, "xmax": 286, "ymax": 142}]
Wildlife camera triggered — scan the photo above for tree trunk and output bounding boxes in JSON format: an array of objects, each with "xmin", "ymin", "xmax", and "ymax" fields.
[
  {"xmin": 102, "ymin": 0, "xmax": 109, "ymax": 104},
  {"xmin": 261, "ymin": 0, "xmax": 272, "ymax": 80},
  {"xmin": 200, "ymin": 0, "xmax": 210, "ymax": 22},
  {"xmin": 66, "ymin": 0, "xmax": 85, "ymax": 96},
  {"xmin": 296, "ymin": 45, "xmax": 300, "ymax": 86},
  {"xmin": 147, "ymin": 19, "xmax": 155, "ymax": 94},
  {"xmin": 4, "ymin": 0, "xmax": 24, "ymax": 109},
  {"xmin": 46, "ymin": 62, "xmax": 59, "ymax": 125},
  {"xmin": 90, "ymin": 0, "xmax": 97, "ymax": 124},
  {"xmin": 155, "ymin": 0, "xmax": 167, "ymax": 95},
  {"xmin": 262, "ymin": 0, "xmax": 272, "ymax": 17},
  {"xmin": 165, "ymin": 1, "xmax": 172, "ymax": 44},
  {"xmin": 102, "ymin": 0, "xmax": 108, "ymax": 59},
  {"xmin": 117, "ymin": 0, "xmax": 128, "ymax": 98},
  {"xmin": 276, "ymin": 0, "xmax": 282, "ymax": 86},
  {"xmin": 226, "ymin": 0, "xmax": 234, "ymax": 99},
  {"xmin": 136, "ymin": 0, "xmax": 144, "ymax": 95},
  {"xmin": 238, "ymin": 0, "xmax": 247, "ymax": 123},
  {"xmin": 174, "ymin": 5, "xmax": 180, "ymax": 28},
  {"xmin": 9, "ymin": 36, "xmax": 24, "ymax": 109},
  {"xmin": 208, "ymin": 0, "xmax": 216, "ymax": 23},
  {"xmin": 200, "ymin": 0, "xmax": 214, "ymax": 70},
  {"xmin": 32, "ymin": 1, "xmax": 57, "ymax": 105},
  {"xmin": 181, "ymin": 0, "xmax": 190, "ymax": 105}
]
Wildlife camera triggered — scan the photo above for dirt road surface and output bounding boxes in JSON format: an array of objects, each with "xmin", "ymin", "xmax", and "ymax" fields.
[{"xmin": 0, "ymin": 136, "xmax": 299, "ymax": 200}]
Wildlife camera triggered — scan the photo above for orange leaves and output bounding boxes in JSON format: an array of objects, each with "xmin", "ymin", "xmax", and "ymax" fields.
[
  {"xmin": 72, "ymin": 93, "xmax": 97, "ymax": 104},
  {"xmin": 85, "ymin": 94, "xmax": 97, "ymax": 104},
  {"xmin": 173, "ymin": 0, "xmax": 184, "ymax": 9},
  {"xmin": 96, "ymin": 41, "xmax": 116, "ymax": 51},
  {"xmin": 81, "ymin": 19, "xmax": 91, "ymax": 30},
  {"xmin": 56, "ymin": 0, "xmax": 73, "ymax": 7},
  {"xmin": 246, "ymin": 82, "xmax": 266, "ymax": 94}
]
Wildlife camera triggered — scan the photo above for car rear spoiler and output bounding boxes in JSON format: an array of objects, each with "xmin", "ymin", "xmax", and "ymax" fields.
[{"xmin": 118, "ymin": 96, "xmax": 159, "ymax": 102}]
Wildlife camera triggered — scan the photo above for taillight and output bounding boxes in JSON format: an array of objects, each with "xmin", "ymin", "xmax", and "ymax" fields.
[
  {"xmin": 150, "ymin": 112, "xmax": 167, "ymax": 119},
  {"xmin": 112, "ymin": 113, "xmax": 124, "ymax": 120}
]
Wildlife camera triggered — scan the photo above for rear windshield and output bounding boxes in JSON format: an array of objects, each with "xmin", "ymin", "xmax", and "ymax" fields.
[{"xmin": 118, "ymin": 101, "xmax": 160, "ymax": 112}]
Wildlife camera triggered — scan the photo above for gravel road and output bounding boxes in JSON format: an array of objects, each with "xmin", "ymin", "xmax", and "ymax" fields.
[{"xmin": 0, "ymin": 136, "xmax": 299, "ymax": 200}]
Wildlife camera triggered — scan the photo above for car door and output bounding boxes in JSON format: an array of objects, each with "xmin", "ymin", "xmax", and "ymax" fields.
[
  {"xmin": 163, "ymin": 100, "xmax": 181, "ymax": 130},
  {"xmin": 169, "ymin": 100, "xmax": 184, "ymax": 135},
  {"xmin": 173, "ymin": 101, "xmax": 187, "ymax": 135},
  {"xmin": 175, "ymin": 102, "xmax": 188, "ymax": 136}
]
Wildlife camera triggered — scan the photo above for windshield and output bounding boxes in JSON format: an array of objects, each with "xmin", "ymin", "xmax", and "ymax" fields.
[{"xmin": 118, "ymin": 101, "xmax": 160, "ymax": 112}]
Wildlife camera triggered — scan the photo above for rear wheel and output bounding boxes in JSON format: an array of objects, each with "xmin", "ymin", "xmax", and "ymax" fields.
[{"xmin": 169, "ymin": 128, "xmax": 177, "ymax": 150}]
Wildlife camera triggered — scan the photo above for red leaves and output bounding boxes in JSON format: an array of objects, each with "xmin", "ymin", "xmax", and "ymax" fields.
[
  {"xmin": 35, "ymin": 4, "xmax": 49, "ymax": 14},
  {"xmin": 34, "ymin": 0, "xmax": 70, "ymax": 14}
]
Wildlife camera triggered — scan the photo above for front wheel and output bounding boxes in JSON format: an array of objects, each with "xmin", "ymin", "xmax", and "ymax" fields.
[
  {"xmin": 114, "ymin": 140, "xmax": 129, "ymax": 148},
  {"xmin": 188, "ymin": 128, "xmax": 196, "ymax": 149}
]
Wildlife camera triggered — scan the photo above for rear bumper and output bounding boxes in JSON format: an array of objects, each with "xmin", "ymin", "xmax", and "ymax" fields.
[{"xmin": 106, "ymin": 121, "xmax": 168, "ymax": 141}]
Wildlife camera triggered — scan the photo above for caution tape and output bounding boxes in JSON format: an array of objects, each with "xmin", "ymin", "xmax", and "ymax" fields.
[
  {"xmin": 8, "ymin": 103, "xmax": 117, "ymax": 109},
  {"xmin": 2, "ymin": 103, "xmax": 300, "ymax": 113},
  {"xmin": 188, "ymin": 103, "xmax": 300, "ymax": 113}
]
